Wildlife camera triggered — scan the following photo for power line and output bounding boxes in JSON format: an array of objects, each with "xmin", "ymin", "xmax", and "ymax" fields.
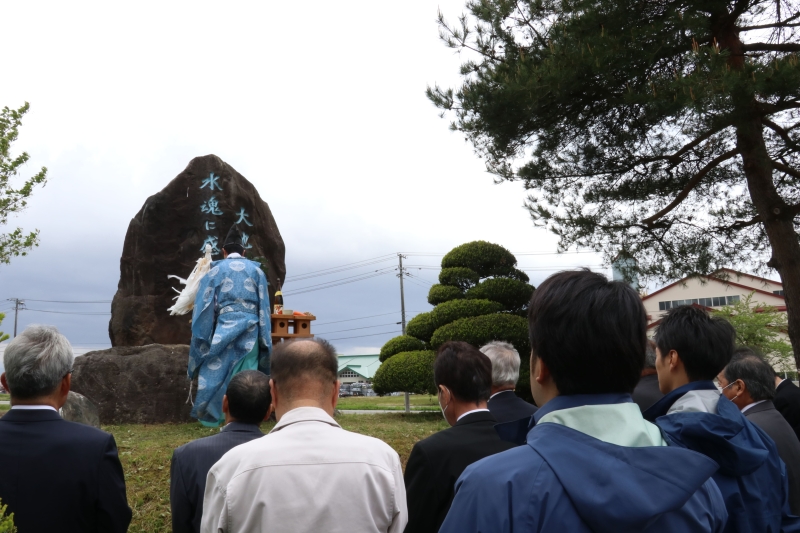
[
  {"xmin": 21, "ymin": 299, "xmax": 112, "ymax": 304},
  {"xmin": 24, "ymin": 309, "xmax": 110, "ymax": 316},
  {"xmin": 315, "ymin": 321, "xmax": 401, "ymax": 335},
  {"xmin": 284, "ymin": 269, "xmax": 396, "ymax": 297},
  {"xmin": 322, "ymin": 330, "xmax": 400, "ymax": 341},
  {"xmin": 314, "ymin": 310, "xmax": 428, "ymax": 327},
  {"xmin": 285, "ymin": 254, "xmax": 396, "ymax": 282}
]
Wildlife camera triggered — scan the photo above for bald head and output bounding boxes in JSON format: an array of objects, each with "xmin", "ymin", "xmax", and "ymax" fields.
[{"xmin": 270, "ymin": 338, "xmax": 339, "ymax": 408}]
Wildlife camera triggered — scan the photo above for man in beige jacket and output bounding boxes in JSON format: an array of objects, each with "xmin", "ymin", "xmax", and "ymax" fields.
[{"xmin": 201, "ymin": 338, "xmax": 408, "ymax": 533}]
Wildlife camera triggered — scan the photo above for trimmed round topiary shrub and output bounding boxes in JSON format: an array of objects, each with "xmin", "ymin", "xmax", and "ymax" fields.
[
  {"xmin": 507, "ymin": 268, "xmax": 531, "ymax": 283},
  {"xmin": 373, "ymin": 350, "xmax": 437, "ymax": 395},
  {"xmin": 430, "ymin": 313, "xmax": 530, "ymax": 356},
  {"xmin": 428, "ymin": 299, "xmax": 503, "ymax": 333},
  {"xmin": 427, "ymin": 284, "xmax": 464, "ymax": 306},
  {"xmin": 438, "ymin": 267, "xmax": 480, "ymax": 291},
  {"xmin": 465, "ymin": 277, "xmax": 535, "ymax": 311},
  {"xmin": 406, "ymin": 312, "xmax": 436, "ymax": 342},
  {"xmin": 379, "ymin": 335, "xmax": 427, "ymax": 362},
  {"xmin": 441, "ymin": 241, "xmax": 517, "ymax": 278}
]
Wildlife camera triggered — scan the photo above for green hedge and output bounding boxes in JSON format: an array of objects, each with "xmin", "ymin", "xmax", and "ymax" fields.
[
  {"xmin": 406, "ymin": 312, "xmax": 436, "ymax": 342},
  {"xmin": 0, "ymin": 499, "xmax": 15, "ymax": 533},
  {"xmin": 427, "ymin": 284, "xmax": 464, "ymax": 306},
  {"xmin": 372, "ymin": 350, "xmax": 437, "ymax": 395},
  {"xmin": 438, "ymin": 267, "xmax": 481, "ymax": 290},
  {"xmin": 465, "ymin": 277, "xmax": 535, "ymax": 311},
  {"xmin": 441, "ymin": 241, "xmax": 517, "ymax": 278},
  {"xmin": 379, "ymin": 335, "xmax": 427, "ymax": 362},
  {"xmin": 428, "ymin": 299, "xmax": 503, "ymax": 333},
  {"xmin": 430, "ymin": 313, "xmax": 530, "ymax": 355}
]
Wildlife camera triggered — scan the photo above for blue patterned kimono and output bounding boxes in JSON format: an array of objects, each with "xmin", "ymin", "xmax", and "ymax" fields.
[{"xmin": 188, "ymin": 256, "xmax": 272, "ymax": 426}]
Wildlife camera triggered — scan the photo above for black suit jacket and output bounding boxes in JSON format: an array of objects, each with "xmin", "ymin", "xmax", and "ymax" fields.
[
  {"xmin": 170, "ymin": 421, "xmax": 264, "ymax": 533},
  {"xmin": 403, "ymin": 411, "xmax": 516, "ymax": 533},
  {"xmin": 632, "ymin": 374, "xmax": 664, "ymax": 413},
  {"xmin": 775, "ymin": 379, "xmax": 800, "ymax": 442},
  {"xmin": 0, "ymin": 408, "xmax": 131, "ymax": 533},
  {"xmin": 744, "ymin": 400, "xmax": 800, "ymax": 515},
  {"xmin": 487, "ymin": 390, "xmax": 538, "ymax": 423}
]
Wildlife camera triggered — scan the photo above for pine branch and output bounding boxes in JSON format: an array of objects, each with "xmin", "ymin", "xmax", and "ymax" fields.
[
  {"xmin": 771, "ymin": 159, "xmax": 800, "ymax": 180},
  {"xmin": 742, "ymin": 43, "xmax": 800, "ymax": 52},
  {"xmin": 763, "ymin": 118, "xmax": 800, "ymax": 150},
  {"xmin": 643, "ymin": 149, "xmax": 740, "ymax": 226}
]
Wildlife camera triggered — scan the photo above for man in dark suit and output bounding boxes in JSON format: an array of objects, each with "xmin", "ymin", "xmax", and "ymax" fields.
[
  {"xmin": 404, "ymin": 341, "xmax": 516, "ymax": 533},
  {"xmin": 0, "ymin": 325, "xmax": 131, "ymax": 533},
  {"xmin": 632, "ymin": 340, "xmax": 664, "ymax": 412},
  {"xmin": 171, "ymin": 370, "xmax": 271, "ymax": 533},
  {"xmin": 480, "ymin": 341, "xmax": 538, "ymax": 423},
  {"xmin": 719, "ymin": 351, "xmax": 800, "ymax": 514},
  {"xmin": 775, "ymin": 373, "xmax": 800, "ymax": 442}
]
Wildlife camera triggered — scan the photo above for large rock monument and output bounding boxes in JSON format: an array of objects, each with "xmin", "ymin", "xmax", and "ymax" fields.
[{"xmin": 109, "ymin": 154, "xmax": 286, "ymax": 346}]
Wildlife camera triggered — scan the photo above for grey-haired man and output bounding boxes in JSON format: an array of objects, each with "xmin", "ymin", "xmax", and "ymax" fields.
[
  {"xmin": 0, "ymin": 325, "xmax": 131, "ymax": 533},
  {"xmin": 481, "ymin": 341, "xmax": 538, "ymax": 423}
]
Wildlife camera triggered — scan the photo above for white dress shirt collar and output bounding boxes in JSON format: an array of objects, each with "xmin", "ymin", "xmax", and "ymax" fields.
[
  {"xmin": 271, "ymin": 406, "xmax": 341, "ymax": 433},
  {"xmin": 10, "ymin": 405, "xmax": 58, "ymax": 412},
  {"xmin": 741, "ymin": 400, "xmax": 767, "ymax": 414},
  {"xmin": 226, "ymin": 253, "xmax": 243, "ymax": 258},
  {"xmin": 457, "ymin": 408, "xmax": 490, "ymax": 422},
  {"xmin": 489, "ymin": 390, "xmax": 514, "ymax": 400}
]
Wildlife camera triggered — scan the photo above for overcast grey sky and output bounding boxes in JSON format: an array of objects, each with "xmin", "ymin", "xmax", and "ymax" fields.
[{"xmin": 0, "ymin": 1, "xmax": 609, "ymax": 366}]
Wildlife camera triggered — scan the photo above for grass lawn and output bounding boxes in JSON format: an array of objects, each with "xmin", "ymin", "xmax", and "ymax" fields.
[
  {"xmin": 337, "ymin": 394, "xmax": 440, "ymax": 411},
  {"xmin": 107, "ymin": 413, "xmax": 447, "ymax": 532},
  {"xmin": 0, "ymin": 394, "xmax": 8, "ymax": 402}
]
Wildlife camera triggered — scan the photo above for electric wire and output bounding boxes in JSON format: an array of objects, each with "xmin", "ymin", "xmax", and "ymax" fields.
[
  {"xmin": 19, "ymin": 299, "xmax": 112, "ymax": 304},
  {"xmin": 314, "ymin": 311, "xmax": 428, "ymax": 327},
  {"xmin": 322, "ymin": 330, "xmax": 401, "ymax": 341},
  {"xmin": 23, "ymin": 309, "xmax": 110, "ymax": 316},
  {"xmin": 314, "ymin": 321, "xmax": 401, "ymax": 335},
  {"xmin": 285, "ymin": 254, "xmax": 396, "ymax": 282},
  {"xmin": 283, "ymin": 269, "xmax": 396, "ymax": 297}
]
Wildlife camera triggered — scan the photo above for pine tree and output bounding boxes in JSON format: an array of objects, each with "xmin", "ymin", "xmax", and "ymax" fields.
[{"xmin": 429, "ymin": 0, "xmax": 800, "ymax": 367}]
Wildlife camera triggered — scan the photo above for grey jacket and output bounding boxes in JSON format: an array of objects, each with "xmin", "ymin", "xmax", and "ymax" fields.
[{"xmin": 744, "ymin": 400, "xmax": 800, "ymax": 515}]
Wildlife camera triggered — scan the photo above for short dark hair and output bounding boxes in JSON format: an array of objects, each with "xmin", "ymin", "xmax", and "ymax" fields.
[
  {"xmin": 654, "ymin": 306, "xmax": 736, "ymax": 381},
  {"xmin": 434, "ymin": 341, "xmax": 492, "ymax": 403},
  {"xmin": 723, "ymin": 352, "xmax": 776, "ymax": 402},
  {"xmin": 527, "ymin": 270, "xmax": 646, "ymax": 395},
  {"xmin": 226, "ymin": 370, "xmax": 271, "ymax": 424},
  {"xmin": 223, "ymin": 244, "xmax": 245, "ymax": 255},
  {"xmin": 271, "ymin": 338, "xmax": 338, "ymax": 398}
]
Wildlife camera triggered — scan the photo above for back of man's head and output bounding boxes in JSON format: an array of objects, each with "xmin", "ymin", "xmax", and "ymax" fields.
[
  {"xmin": 434, "ymin": 341, "xmax": 492, "ymax": 403},
  {"xmin": 654, "ymin": 305, "xmax": 735, "ymax": 382},
  {"xmin": 270, "ymin": 338, "xmax": 338, "ymax": 402},
  {"xmin": 723, "ymin": 352, "xmax": 776, "ymax": 402},
  {"xmin": 479, "ymin": 341, "xmax": 520, "ymax": 388},
  {"xmin": 644, "ymin": 340, "xmax": 657, "ymax": 370},
  {"xmin": 226, "ymin": 370, "xmax": 271, "ymax": 424},
  {"xmin": 3, "ymin": 325, "xmax": 73, "ymax": 399},
  {"xmin": 528, "ymin": 269, "xmax": 646, "ymax": 395}
]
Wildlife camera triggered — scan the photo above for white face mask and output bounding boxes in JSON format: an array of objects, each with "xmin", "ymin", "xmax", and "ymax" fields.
[
  {"xmin": 721, "ymin": 380, "xmax": 741, "ymax": 402},
  {"xmin": 438, "ymin": 386, "xmax": 451, "ymax": 421}
]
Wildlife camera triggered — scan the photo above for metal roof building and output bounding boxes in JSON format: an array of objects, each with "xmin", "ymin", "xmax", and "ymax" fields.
[{"xmin": 337, "ymin": 354, "xmax": 381, "ymax": 383}]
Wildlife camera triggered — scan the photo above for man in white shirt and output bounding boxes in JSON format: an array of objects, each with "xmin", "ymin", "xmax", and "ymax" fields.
[{"xmin": 201, "ymin": 337, "xmax": 407, "ymax": 533}]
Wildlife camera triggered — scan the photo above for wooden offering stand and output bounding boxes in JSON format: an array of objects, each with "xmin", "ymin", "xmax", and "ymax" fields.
[{"xmin": 271, "ymin": 313, "xmax": 316, "ymax": 342}]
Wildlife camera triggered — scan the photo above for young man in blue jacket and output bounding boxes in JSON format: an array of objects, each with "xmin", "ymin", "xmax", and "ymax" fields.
[
  {"xmin": 644, "ymin": 305, "xmax": 800, "ymax": 533},
  {"xmin": 439, "ymin": 270, "xmax": 728, "ymax": 533}
]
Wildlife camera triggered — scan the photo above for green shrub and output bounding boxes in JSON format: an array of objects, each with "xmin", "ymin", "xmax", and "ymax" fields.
[
  {"xmin": 0, "ymin": 499, "xmax": 15, "ymax": 533},
  {"xmin": 438, "ymin": 267, "xmax": 480, "ymax": 290},
  {"xmin": 379, "ymin": 335, "xmax": 427, "ymax": 362},
  {"xmin": 406, "ymin": 312, "xmax": 436, "ymax": 342},
  {"xmin": 427, "ymin": 284, "xmax": 464, "ymax": 306},
  {"xmin": 441, "ymin": 241, "xmax": 517, "ymax": 278},
  {"xmin": 465, "ymin": 278, "xmax": 534, "ymax": 311},
  {"xmin": 508, "ymin": 268, "xmax": 531, "ymax": 283},
  {"xmin": 373, "ymin": 351, "xmax": 437, "ymax": 395},
  {"xmin": 430, "ymin": 313, "xmax": 530, "ymax": 355},
  {"xmin": 428, "ymin": 299, "xmax": 503, "ymax": 333}
]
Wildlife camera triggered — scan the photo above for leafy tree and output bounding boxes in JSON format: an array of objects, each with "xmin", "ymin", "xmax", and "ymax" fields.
[
  {"xmin": 380, "ymin": 241, "xmax": 535, "ymax": 400},
  {"xmin": 373, "ymin": 351, "xmax": 437, "ymax": 395},
  {"xmin": 429, "ymin": 1, "xmax": 800, "ymax": 367},
  {"xmin": 1, "ymin": 102, "xmax": 47, "ymax": 264},
  {"xmin": 380, "ymin": 335, "xmax": 427, "ymax": 362},
  {"xmin": 716, "ymin": 291, "xmax": 793, "ymax": 369},
  {"xmin": 0, "ymin": 313, "xmax": 9, "ymax": 344},
  {"xmin": 0, "ymin": 498, "xmax": 15, "ymax": 533}
]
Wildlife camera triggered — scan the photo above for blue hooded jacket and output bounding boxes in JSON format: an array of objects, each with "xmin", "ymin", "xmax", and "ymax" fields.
[
  {"xmin": 439, "ymin": 394, "xmax": 727, "ymax": 533},
  {"xmin": 644, "ymin": 381, "xmax": 800, "ymax": 533}
]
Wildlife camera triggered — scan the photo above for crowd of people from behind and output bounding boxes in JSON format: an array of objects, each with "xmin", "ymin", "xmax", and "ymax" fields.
[{"xmin": 3, "ymin": 269, "xmax": 800, "ymax": 532}]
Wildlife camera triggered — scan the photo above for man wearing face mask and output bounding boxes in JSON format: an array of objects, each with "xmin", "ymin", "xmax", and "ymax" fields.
[{"xmin": 403, "ymin": 341, "xmax": 515, "ymax": 533}]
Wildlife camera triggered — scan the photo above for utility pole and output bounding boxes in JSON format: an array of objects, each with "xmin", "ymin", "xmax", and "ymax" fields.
[
  {"xmin": 397, "ymin": 254, "xmax": 410, "ymax": 413},
  {"xmin": 8, "ymin": 299, "xmax": 24, "ymax": 337}
]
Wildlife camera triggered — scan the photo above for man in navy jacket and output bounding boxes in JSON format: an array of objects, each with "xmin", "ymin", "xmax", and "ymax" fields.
[
  {"xmin": 440, "ymin": 270, "xmax": 727, "ymax": 533},
  {"xmin": 0, "ymin": 325, "xmax": 131, "ymax": 533},
  {"xmin": 644, "ymin": 305, "xmax": 800, "ymax": 533}
]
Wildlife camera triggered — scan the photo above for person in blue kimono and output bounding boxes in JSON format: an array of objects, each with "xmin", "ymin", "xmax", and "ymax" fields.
[
  {"xmin": 644, "ymin": 305, "xmax": 800, "ymax": 533},
  {"xmin": 188, "ymin": 224, "xmax": 272, "ymax": 427},
  {"xmin": 440, "ymin": 270, "xmax": 728, "ymax": 533}
]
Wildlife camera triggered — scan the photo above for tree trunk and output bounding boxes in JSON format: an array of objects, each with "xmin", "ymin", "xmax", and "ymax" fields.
[{"xmin": 715, "ymin": 11, "xmax": 800, "ymax": 369}]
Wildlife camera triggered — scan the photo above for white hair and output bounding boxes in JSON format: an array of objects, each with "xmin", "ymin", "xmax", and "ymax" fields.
[
  {"xmin": 3, "ymin": 325, "xmax": 74, "ymax": 399},
  {"xmin": 480, "ymin": 341, "xmax": 520, "ymax": 387}
]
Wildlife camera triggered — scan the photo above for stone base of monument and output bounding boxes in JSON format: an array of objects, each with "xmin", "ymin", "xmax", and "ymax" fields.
[{"xmin": 71, "ymin": 344, "xmax": 194, "ymax": 425}]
